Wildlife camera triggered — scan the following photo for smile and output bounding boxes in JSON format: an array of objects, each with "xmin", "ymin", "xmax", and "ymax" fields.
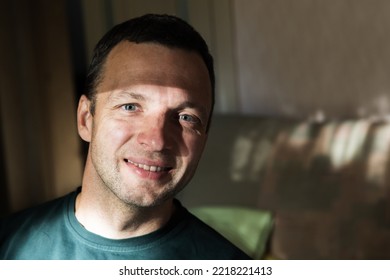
[{"xmin": 125, "ymin": 159, "xmax": 171, "ymax": 172}]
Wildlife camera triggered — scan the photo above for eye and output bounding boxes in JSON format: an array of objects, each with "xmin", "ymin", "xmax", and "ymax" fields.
[
  {"xmin": 122, "ymin": 104, "xmax": 138, "ymax": 111},
  {"xmin": 179, "ymin": 114, "xmax": 199, "ymax": 124}
]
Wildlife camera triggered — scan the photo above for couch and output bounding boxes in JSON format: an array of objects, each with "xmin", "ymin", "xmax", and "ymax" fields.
[{"xmin": 180, "ymin": 114, "xmax": 390, "ymax": 259}]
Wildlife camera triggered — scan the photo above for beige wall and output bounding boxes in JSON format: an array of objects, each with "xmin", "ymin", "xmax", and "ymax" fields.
[{"xmin": 234, "ymin": 0, "xmax": 390, "ymax": 119}]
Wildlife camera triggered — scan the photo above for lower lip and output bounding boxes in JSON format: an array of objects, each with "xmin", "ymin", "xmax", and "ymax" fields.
[{"xmin": 124, "ymin": 161, "xmax": 170, "ymax": 180}]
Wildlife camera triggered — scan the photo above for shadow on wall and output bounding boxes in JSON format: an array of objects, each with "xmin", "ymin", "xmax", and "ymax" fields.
[
  {"xmin": 182, "ymin": 113, "xmax": 390, "ymax": 259},
  {"xmin": 230, "ymin": 116, "xmax": 390, "ymax": 188}
]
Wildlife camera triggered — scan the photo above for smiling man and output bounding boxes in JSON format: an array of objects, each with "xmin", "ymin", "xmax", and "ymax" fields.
[{"xmin": 0, "ymin": 14, "xmax": 250, "ymax": 259}]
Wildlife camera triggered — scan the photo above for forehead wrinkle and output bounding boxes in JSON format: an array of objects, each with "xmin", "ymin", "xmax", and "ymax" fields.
[{"xmin": 107, "ymin": 90, "xmax": 147, "ymax": 103}]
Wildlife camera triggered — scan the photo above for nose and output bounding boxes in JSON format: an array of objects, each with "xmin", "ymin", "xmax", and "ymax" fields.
[{"xmin": 136, "ymin": 116, "xmax": 173, "ymax": 152}]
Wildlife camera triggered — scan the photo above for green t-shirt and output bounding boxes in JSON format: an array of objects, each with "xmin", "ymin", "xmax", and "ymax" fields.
[{"xmin": 0, "ymin": 188, "xmax": 250, "ymax": 260}]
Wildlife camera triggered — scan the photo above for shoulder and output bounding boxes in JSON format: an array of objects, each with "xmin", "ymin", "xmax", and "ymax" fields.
[
  {"xmin": 172, "ymin": 200, "xmax": 251, "ymax": 260},
  {"xmin": 0, "ymin": 189, "xmax": 78, "ymax": 244}
]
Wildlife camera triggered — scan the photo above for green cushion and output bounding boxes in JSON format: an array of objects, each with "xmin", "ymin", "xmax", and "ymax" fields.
[{"xmin": 190, "ymin": 207, "xmax": 273, "ymax": 259}]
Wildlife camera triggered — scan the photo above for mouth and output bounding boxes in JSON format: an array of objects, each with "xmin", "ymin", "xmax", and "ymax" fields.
[{"xmin": 124, "ymin": 159, "xmax": 172, "ymax": 173}]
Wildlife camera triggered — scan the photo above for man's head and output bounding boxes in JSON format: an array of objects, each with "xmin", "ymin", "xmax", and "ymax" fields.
[
  {"xmin": 84, "ymin": 14, "xmax": 215, "ymax": 125},
  {"xmin": 77, "ymin": 14, "xmax": 214, "ymax": 209}
]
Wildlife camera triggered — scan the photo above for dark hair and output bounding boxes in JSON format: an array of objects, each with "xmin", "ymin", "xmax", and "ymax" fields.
[{"xmin": 84, "ymin": 14, "xmax": 215, "ymax": 122}]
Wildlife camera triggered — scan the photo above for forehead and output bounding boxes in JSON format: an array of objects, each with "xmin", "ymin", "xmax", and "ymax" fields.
[{"xmin": 98, "ymin": 41, "xmax": 212, "ymax": 101}]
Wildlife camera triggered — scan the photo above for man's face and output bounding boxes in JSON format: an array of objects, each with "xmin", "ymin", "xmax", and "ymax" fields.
[{"xmin": 79, "ymin": 41, "xmax": 212, "ymax": 208}]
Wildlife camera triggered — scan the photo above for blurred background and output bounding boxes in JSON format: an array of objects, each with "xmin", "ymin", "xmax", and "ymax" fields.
[{"xmin": 2, "ymin": 0, "xmax": 390, "ymax": 258}]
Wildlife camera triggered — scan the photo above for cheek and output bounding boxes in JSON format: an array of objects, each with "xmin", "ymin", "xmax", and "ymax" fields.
[
  {"xmin": 183, "ymin": 134, "xmax": 207, "ymax": 160},
  {"xmin": 93, "ymin": 119, "xmax": 133, "ymax": 147}
]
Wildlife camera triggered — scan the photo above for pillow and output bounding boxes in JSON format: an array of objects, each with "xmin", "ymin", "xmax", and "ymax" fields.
[{"xmin": 190, "ymin": 206, "xmax": 273, "ymax": 259}]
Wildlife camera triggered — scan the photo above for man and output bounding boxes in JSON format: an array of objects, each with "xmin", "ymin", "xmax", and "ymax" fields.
[{"xmin": 0, "ymin": 14, "xmax": 250, "ymax": 259}]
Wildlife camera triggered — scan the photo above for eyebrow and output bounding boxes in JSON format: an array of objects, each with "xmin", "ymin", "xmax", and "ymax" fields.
[
  {"xmin": 109, "ymin": 91, "xmax": 146, "ymax": 102},
  {"xmin": 109, "ymin": 90, "xmax": 209, "ymax": 119}
]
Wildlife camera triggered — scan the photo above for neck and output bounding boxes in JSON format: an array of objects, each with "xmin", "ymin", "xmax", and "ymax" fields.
[{"xmin": 74, "ymin": 187, "xmax": 175, "ymax": 239}]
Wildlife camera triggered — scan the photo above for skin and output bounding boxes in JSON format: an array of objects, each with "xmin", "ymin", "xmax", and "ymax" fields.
[{"xmin": 76, "ymin": 41, "xmax": 212, "ymax": 239}]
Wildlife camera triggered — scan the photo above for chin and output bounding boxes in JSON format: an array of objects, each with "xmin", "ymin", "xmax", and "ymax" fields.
[{"xmin": 120, "ymin": 191, "xmax": 175, "ymax": 209}]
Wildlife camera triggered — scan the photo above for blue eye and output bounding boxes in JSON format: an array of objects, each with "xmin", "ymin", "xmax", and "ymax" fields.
[
  {"xmin": 123, "ymin": 104, "xmax": 137, "ymax": 111},
  {"xmin": 179, "ymin": 114, "xmax": 198, "ymax": 124}
]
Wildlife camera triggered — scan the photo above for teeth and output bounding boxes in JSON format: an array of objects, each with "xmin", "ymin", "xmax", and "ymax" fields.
[
  {"xmin": 126, "ymin": 159, "xmax": 166, "ymax": 172},
  {"xmin": 150, "ymin": 166, "xmax": 157, "ymax": 172}
]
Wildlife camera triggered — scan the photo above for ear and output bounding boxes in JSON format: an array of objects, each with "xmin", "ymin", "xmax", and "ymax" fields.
[{"xmin": 77, "ymin": 95, "xmax": 93, "ymax": 142}]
